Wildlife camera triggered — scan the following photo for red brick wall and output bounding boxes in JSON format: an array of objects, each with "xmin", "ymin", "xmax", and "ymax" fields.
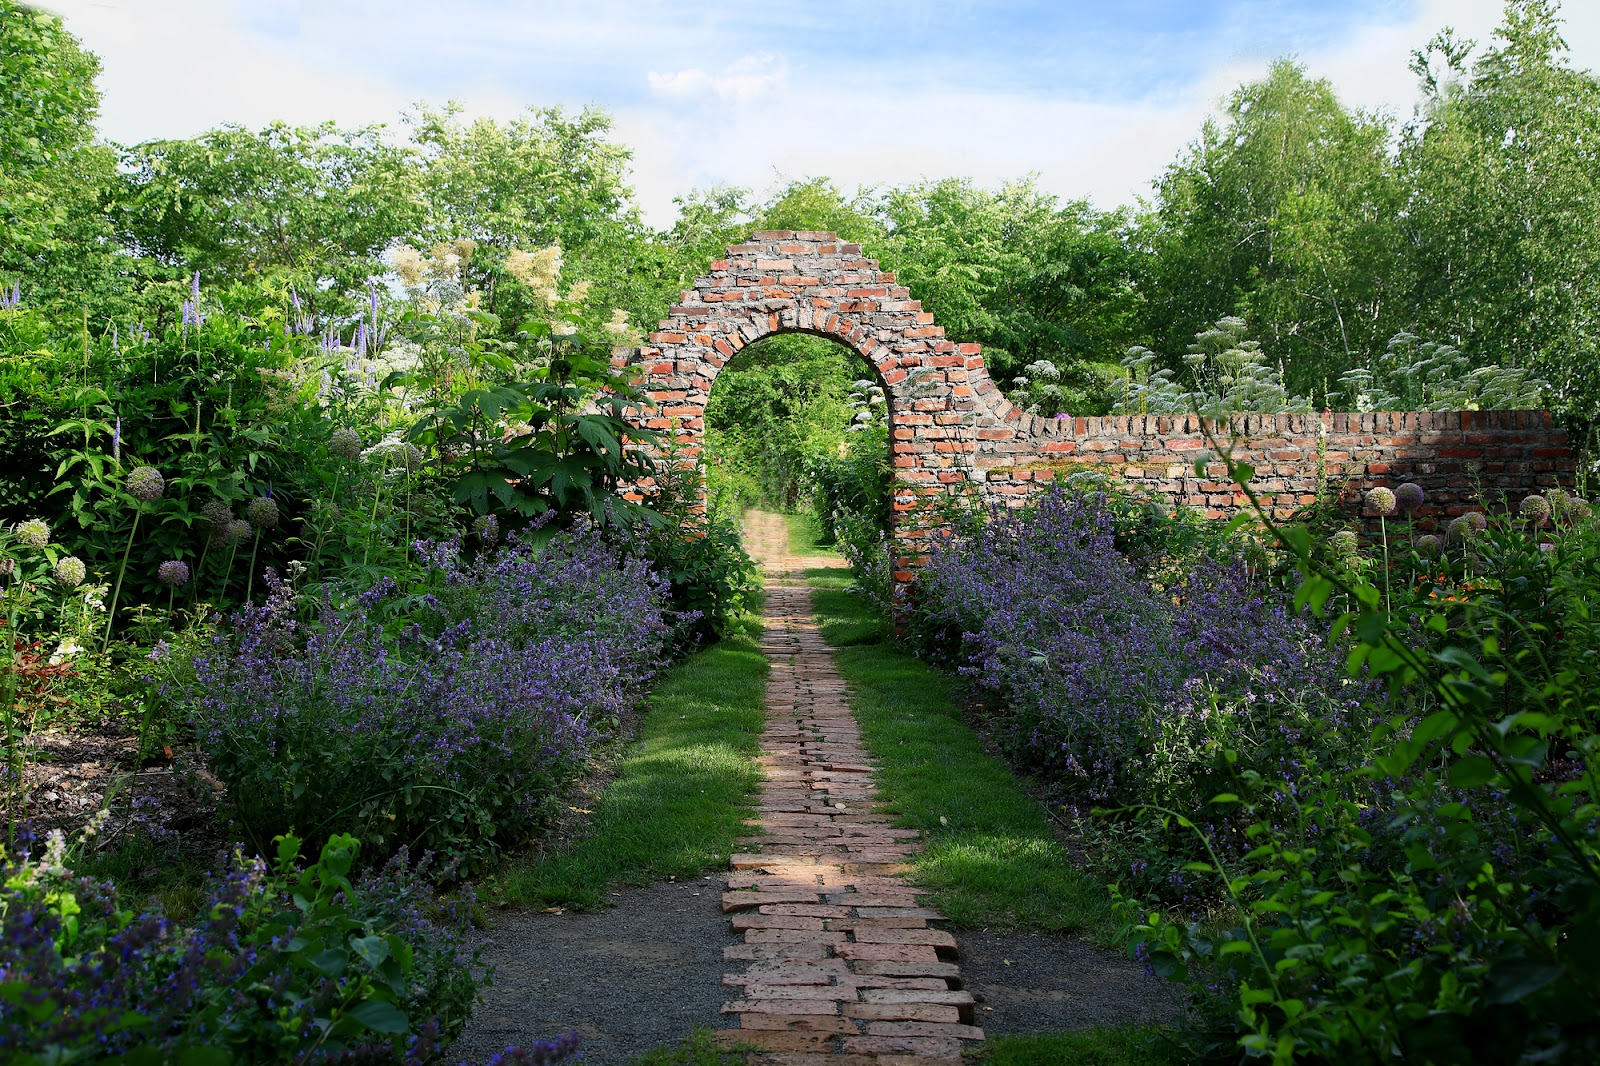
[{"xmin": 616, "ymin": 233, "xmax": 1574, "ymax": 602}]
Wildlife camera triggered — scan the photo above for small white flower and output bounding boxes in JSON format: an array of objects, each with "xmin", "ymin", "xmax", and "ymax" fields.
[{"xmin": 49, "ymin": 639, "xmax": 84, "ymax": 666}]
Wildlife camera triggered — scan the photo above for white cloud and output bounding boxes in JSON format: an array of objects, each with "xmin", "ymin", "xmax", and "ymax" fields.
[
  {"xmin": 647, "ymin": 53, "xmax": 789, "ymax": 105},
  {"xmin": 38, "ymin": 0, "xmax": 1600, "ymax": 230}
]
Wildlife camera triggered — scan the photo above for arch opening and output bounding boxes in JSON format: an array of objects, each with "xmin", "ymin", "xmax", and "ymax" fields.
[{"xmin": 702, "ymin": 330, "xmax": 893, "ymax": 582}]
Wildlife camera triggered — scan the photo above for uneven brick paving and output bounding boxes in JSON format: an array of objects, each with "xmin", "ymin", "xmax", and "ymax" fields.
[{"xmin": 718, "ymin": 512, "xmax": 980, "ymax": 1065}]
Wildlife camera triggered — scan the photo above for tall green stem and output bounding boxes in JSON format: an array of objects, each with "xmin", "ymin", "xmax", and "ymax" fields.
[
  {"xmin": 245, "ymin": 530, "xmax": 262, "ymax": 605},
  {"xmin": 1380, "ymin": 514, "xmax": 1392, "ymax": 618},
  {"xmin": 101, "ymin": 510, "xmax": 141, "ymax": 653},
  {"xmin": 363, "ymin": 475, "xmax": 386, "ymax": 570}
]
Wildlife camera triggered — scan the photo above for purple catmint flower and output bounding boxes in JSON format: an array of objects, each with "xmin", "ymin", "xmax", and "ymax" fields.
[
  {"xmin": 474, "ymin": 514, "xmax": 500, "ymax": 547},
  {"xmin": 157, "ymin": 560, "xmax": 191, "ymax": 587},
  {"xmin": 127, "ymin": 465, "xmax": 165, "ymax": 502}
]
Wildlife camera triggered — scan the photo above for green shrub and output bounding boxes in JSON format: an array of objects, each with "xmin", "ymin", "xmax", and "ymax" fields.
[{"xmin": 0, "ymin": 828, "xmax": 486, "ymax": 1064}]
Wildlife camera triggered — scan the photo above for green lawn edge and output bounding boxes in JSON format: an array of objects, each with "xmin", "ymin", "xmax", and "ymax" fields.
[{"xmin": 487, "ymin": 611, "xmax": 768, "ymax": 909}]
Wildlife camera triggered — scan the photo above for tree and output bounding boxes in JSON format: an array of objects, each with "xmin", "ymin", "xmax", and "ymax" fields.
[
  {"xmin": 1142, "ymin": 60, "xmax": 1406, "ymax": 400},
  {"xmin": 116, "ymin": 122, "xmax": 422, "ymax": 310},
  {"xmin": 405, "ymin": 104, "xmax": 650, "ymax": 326},
  {"xmin": 878, "ymin": 177, "xmax": 1144, "ymax": 408},
  {"xmin": 0, "ymin": 1, "xmax": 123, "ymax": 314},
  {"xmin": 1400, "ymin": 0, "xmax": 1600, "ymax": 448}
]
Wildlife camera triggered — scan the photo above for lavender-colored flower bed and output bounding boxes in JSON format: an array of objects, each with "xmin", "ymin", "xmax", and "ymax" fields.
[
  {"xmin": 178, "ymin": 525, "xmax": 670, "ymax": 870},
  {"xmin": 916, "ymin": 487, "xmax": 1373, "ymax": 897}
]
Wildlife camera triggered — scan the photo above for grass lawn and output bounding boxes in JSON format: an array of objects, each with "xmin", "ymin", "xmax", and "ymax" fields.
[
  {"xmin": 795, "ymin": 531, "xmax": 1116, "ymax": 941},
  {"xmin": 784, "ymin": 510, "xmax": 833, "ymax": 556},
  {"xmin": 487, "ymin": 609, "xmax": 769, "ymax": 909}
]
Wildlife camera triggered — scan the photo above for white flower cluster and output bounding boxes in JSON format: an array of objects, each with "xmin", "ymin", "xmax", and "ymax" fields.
[
  {"xmin": 1339, "ymin": 333, "xmax": 1546, "ymax": 412},
  {"xmin": 1116, "ymin": 317, "xmax": 1312, "ymax": 417}
]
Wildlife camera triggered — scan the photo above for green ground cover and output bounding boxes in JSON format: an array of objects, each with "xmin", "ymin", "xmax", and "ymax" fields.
[
  {"xmin": 488, "ymin": 610, "xmax": 769, "ymax": 910},
  {"xmin": 784, "ymin": 510, "xmax": 832, "ymax": 556}
]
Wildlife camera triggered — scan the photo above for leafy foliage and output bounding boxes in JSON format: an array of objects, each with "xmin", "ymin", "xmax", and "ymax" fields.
[{"xmin": 0, "ymin": 828, "xmax": 489, "ymax": 1064}]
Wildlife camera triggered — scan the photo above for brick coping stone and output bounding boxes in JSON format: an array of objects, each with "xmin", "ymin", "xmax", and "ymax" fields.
[{"xmin": 716, "ymin": 512, "xmax": 980, "ymax": 1064}]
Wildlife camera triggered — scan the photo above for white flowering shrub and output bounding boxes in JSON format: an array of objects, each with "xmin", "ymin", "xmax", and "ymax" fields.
[{"xmin": 1339, "ymin": 332, "xmax": 1547, "ymax": 411}]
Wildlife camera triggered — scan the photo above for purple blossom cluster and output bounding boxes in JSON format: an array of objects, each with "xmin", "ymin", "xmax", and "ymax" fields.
[
  {"xmin": 0, "ymin": 831, "xmax": 498, "ymax": 1063},
  {"xmin": 180, "ymin": 525, "xmax": 669, "ymax": 867},
  {"xmin": 918, "ymin": 488, "xmax": 1367, "ymax": 822}
]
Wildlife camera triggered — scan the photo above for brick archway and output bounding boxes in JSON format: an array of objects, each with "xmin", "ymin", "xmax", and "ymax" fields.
[
  {"xmin": 615, "ymin": 230, "xmax": 1573, "ymax": 604},
  {"xmin": 613, "ymin": 229, "xmax": 984, "ymax": 604}
]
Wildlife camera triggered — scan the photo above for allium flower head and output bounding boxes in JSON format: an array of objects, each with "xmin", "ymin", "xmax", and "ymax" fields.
[
  {"xmin": 1448, "ymin": 513, "xmax": 1486, "ymax": 542},
  {"xmin": 54, "ymin": 556, "xmax": 86, "ymax": 587},
  {"xmin": 225, "ymin": 518, "xmax": 252, "ymax": 542},
  {"xmin": 157, "ymin": 560, "xmax": 191, "ymax": 587},
  {"xmin": 1394, "ymin": 483, "xmax": 1425, "ymax": 512},
  {"xmin": 330, "ymin": 427, "xmax": 364, "ymax": 461},
  {"xmin": 1414, "ymin": 534, "xmax": 1442, "ymax": 559},
  {"xmin": 15, "ymin": 518, "xmax": 49, "ymax": 548},
  {"xmin": 201, "ymin": 499, "xmax": 233, "ymax": 535},
  {"xmin": 1365, "ymin": 486, "xmax": 1397, "ymax": 516},
  {"xmin": 1520, "ymin": 494, "xmax": 1552, "ymax": 526},
  {"xmin": 474, "ymin": 514, "xmax": 500, "ymax": 547},
  {"xmin": 127, "ymin": 465, "xmax": 165, "ymax": 502},
  {"xmin": 1567, "ymin": 497, "xmax": 1594, "ymax": 522},
  {"xmin": 245, "ymin": 497, "xmax": 280, "ymax": 530},
  {"xmin": 1330, "ymin": 530, "xmax": 1359, "ymax": 555}
]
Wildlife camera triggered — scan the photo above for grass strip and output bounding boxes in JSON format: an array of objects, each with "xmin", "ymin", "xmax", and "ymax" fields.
[
  {"xmin": 629, "ymin": 1028, "xmax": 756, "ymax": 1066},
  {"xmin": 800, "ymin": 559, "xmax": 1116, "ymax": 941},
  {"xmin": 489, "ymin": 614, "xmax": 768, "ymax": 909},
  {"xmin": 975, "ymin": 1027, "xmax": 1180, "ymax": 1066}
]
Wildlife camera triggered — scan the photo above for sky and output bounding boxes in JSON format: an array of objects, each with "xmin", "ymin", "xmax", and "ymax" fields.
[{"xmin": 38, "ymin": 0, "xmax": 1600, "ymax": 228}]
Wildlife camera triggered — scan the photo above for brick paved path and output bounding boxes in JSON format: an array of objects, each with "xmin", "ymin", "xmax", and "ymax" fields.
[{"xmin": 718, "ymin": 513, "xmax": 982, "ymax": 1065}]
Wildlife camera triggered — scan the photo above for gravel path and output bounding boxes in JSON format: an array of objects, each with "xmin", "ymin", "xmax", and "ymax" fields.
[
  {"xmin": 450, "ymin": 877, "xmax": 738, "ymax": 1066},
  {"xmin": 958, "ymin": 928, "xmax": 1184, "ymax": 1035}
]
